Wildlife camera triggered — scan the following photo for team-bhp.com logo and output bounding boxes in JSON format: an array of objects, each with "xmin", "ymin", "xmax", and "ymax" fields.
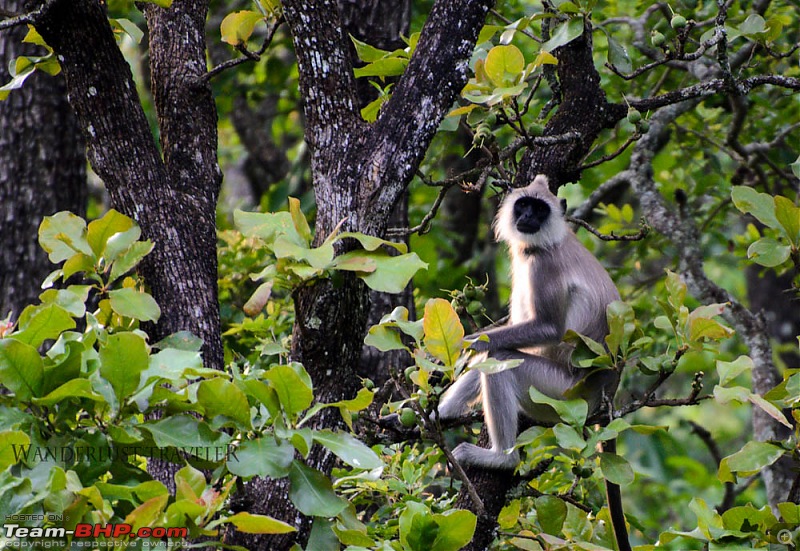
[{"xmin": 3, "ymin": 522, "xmax": 187, "ymax": 542}]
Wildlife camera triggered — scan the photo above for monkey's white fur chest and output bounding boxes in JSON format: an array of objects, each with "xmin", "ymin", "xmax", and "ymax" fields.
[{"xmin": 509, "ymin": 253, "xmax": 534, "ymax": 324}]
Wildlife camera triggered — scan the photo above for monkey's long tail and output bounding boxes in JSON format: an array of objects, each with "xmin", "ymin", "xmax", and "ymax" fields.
[{"xmin": 603, "ymin": 438, "xmax": 632, "ymax": 551}]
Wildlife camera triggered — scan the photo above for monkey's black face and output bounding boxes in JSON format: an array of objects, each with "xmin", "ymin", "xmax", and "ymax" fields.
[{"xmin": 513, "ymin": 197, "xmax": 551, "ymax": 234}]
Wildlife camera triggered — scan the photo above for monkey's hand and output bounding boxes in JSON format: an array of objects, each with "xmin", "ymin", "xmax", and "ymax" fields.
[{"xmin": 465, "ymin": 333, "xmax": 491, "ymax": 353}]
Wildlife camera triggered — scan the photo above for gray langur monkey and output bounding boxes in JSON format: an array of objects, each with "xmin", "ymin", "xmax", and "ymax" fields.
[{"xmin": 437, "ymin": 175, "xmax": 620, "ymax": 470}]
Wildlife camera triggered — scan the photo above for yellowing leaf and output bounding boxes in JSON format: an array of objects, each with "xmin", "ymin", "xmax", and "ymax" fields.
[
  {"xmin": 221, "ymin": 11, "xmax": 264, "ymax": 46},
  {"xmin": 423, "ymin": 298, "xmax": 464, "ymax": 367},
  {"xmin": 484, "ymin": 44, "xmax": 525, "ymax": 87}
]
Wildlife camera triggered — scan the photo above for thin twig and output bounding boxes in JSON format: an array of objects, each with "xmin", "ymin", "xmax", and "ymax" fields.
[
  {"xmin": 567, "ymin": 216, "xmax": 650, "ymax": 242},
  {"xmin": 201, "ymin": 17, "xmax": 284, "ymax": 83},
  {"xmin": 0, "ymin": 0, "xmax": 55, "ymax": 31},
  {"xmin": 579, "ymin": 133, "xmax": 641, "ymax": 170},
  {"xmin": 391, "ymin": 377, "xmax": 486, "ymax": 515}
]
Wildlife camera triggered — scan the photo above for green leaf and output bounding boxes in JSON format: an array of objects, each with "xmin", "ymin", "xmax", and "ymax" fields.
[
  {"xmin": 423, "ymin": 298, "xmax": 464, "ymax": 367},
  {"xmin": 737, "ymin": 13, "xmax": 767, "ymax": 37},
  {"xmin": 0, "ymin": 59, "xmax": 36, "ymax": 100},
  {"xmin": 542, "ymin": 17, "xmax": 584, "ymax": 52},
  {"xmin": 606, "ymin": 34, "xmax": 632, "ymax": 73},
  {"xmin": 99, "ymin": 332, "xmax": 148, "ymax": 401},
  {"xmin": 716, "ymin": 355, "xmax": 753, "ymax": 387},
  {"xmin": 429, "ymin": 510, "xmax": 477, "ymax": 551},
  {"xmin": 144, "ymin": 415, "xmax": 230, "ymax": 449},
  {"xmin": 535, "ymin": 495, "xmax": 567, "ymax": 535},
  {"xmin": 364, "ymin": 323, "xmax": 408, "ymax": 352},
  {"xmin": 104, "ymin": 226, "xmax": 142, "ymax": 261},
  {"xmin": 108, "ymin": 241, "xmax": 154, "ymax": 284},
  {"xmin": 234, "ymin": 209, "xmax": 295, "ymax": 243},
  {"xmin": 791, "ymin": 154, "xmax": 800, "ymax": 180},
  {"xmin": 468, "ymin": 356, "xmax": 523, "ymax": 374},
  {"xmin": 553, "ymin": 423, "xmax": 586, "ymax": 451},
  {"xmin": 288, "ymin": 197, "xmax": 312, "ymax": 245},
  {"xmin": 265, "ymin": 364, "xmax": 313, "ymax": 416},
  {"xmin": 0, "ymin": 338, "xmax": 44, "ymax": 400},
  {"xmin": 731, "ymin": 186, "xmax": 781, "ymax": 229},
  {"xmin": 605, "ymin": 300, "xmax": 635, "ymax": 357},
  {"xmin": 220, "ymin": 10, "xmax": 263, "ymax": 45},
  {"xmin": 359, "ymin": 252, "xmax": 427, "ymax": 293},
  {"xmin": 335, "ymin": 232, "xmax": 408, "ymax": 254},
  {"xmin": 288, "ymin": 461, "xmax": 348, "ymax": 517},
  {"xmin": 12, "ymin": 304, "xmax": 75, "ymax": 348},
  {"xmin": 113, "ymin": 18, "xmax": 144, "ymax": 44},
  {"xmin": 747, "ymin": 237, "xmax": 791, "ymax": 267},
  {"xmin": 718, "ymin": 441, "xmax": 785, "ymax": 483},
  {"xmin": 39, "ymin": 286, "xmax": 90, "ymax": 318},
  {"xmin": 227, "ymin": 436, "xmax": 294, "ymax": 478},
  {"xmin": 222, "ymin": 512, "xmax": 296, "ymax": 534},
  {"xmin": 32, "ymin": 378, "xmax": 104, "ymax": 406},
  {"xmin": 498, "ymin": 500, "xmax": 521, "ymax": 530},
  {"xmin": 598, "ymin": 452, "xmax": 635, "ymax": 485},
  {"xmin": 86, "ymin": 209, "xmax": 134, "ymax": 258},
  {"xmin": 353, "ymin": 57, "xmax": 408, "ymax": 78},
  {"xmin": 529, "ymin": 386, "xmax": 588, "ymax": 427},
  {"xmin": 350, "ymin": 35, "xmax": 391, "ymax": 63},
  {"xmin": 197, "ymin": 377, "xmax": 252, "ymax": 428},
  {"xmin": 312, "ymin": 430, "xmax": 382, "ymax": 470},
  {"xmin": 774, "ymin": 195, "xmax": 800, "ymax": 245},
  {"xmin": 108, "ymin": 288, "xmax": 161, "ymax": 322},
  {"xmin": 0, "ymin": 431, "xmax": 30, "ymax": 470},
  {"xmin": 38, "ymin": 211, "xmax": 93, "ymax": 264},
  {"xmin": 484, "ymin": 44, "xmax": 525, "ymax": 87}
]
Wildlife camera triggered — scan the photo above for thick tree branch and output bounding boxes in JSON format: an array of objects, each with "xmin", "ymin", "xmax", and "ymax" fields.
[
  {"xmin": 363, "ymin": 0, "xmax": 494, "ymax": 232},
  {"xmin": 281, "ymin": 0, "xmax": 363, "ymax": 145}
]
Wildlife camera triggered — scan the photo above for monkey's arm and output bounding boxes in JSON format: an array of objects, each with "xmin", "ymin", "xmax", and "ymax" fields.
[{"xmin": 467, "ymin": 283, "xmax": 572, "ymax": 353}]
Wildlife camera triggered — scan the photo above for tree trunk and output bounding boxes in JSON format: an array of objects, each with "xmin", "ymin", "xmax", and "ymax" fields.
[
  {"xmin": 337, "ymin": 0, "xmax": 415, "ymax": 386},
  {"xmin": 0, "ymin": 0, "xmax": 86, "ymax": 321},
  {"xmin": 31, "ymin": 0, "xmax": 223, "ymax": 372}
]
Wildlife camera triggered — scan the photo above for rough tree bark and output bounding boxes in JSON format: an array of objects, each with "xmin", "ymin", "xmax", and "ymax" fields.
[
  {"xmin": 0, "ymin": 0, "xmax": 86, "ymax": 320},
  {"xmin": 29, "ymin": 0, "xmax": 223, "ymax": 372},
  {"xmin": 337, "ymin": 0, "xmax": 416, "ymax": 386},
  {"xmin": 226, "ymin": 1, "xmax": 493, "ymax": 548}
]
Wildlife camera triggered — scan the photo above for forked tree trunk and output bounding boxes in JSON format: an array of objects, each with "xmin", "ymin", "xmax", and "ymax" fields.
[{"xmin": 226, "ymin": 1, "xmax": 492, "ymax": 548}]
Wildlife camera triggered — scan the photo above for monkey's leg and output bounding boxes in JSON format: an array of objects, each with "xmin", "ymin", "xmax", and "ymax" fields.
[
  {"xmin": 437, "ymin": 368, "xmax": 481, "ymax": 420},
  {"xmin": 452, "ymin": 370, "xmax": 520, "ymax": 470}
]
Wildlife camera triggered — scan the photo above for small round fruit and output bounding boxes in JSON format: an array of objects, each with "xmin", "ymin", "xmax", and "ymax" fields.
[
  {"xmin": 671, "ymin": 15, "xmax": 687, "ymax": 29},
  {"xmin": 404, "ymin": 366, "xmax": 416, "ymax": 383},
  {"xmin": 626, "ymin": 108, "xmax": 642, "ymax": 124},
  {"xmin": 399, "ymin": 407, "xmax": 417, "ymax": 427},
  {"xmin": 651, "ymin": 30, "xmax": 666, "ymax": 47},
  {"xmin": 363, "ymin": 378, "xmax": 374, "ymax": 390},
  {"xmin": 637, "ymin": 120, "xmax": 650, "ymax": 133},
  {"xmin": 466, "ymin": 300, "xmax": 484, "ymax": 316},
  {"xmin": 484, "ymin": 112, "xmax": 497, "ymax": 126},
  {"xmin": 529, "ymin": 122, "xmax": 545, "ymax": 137},
  {"xmin": 380, "ymin": 404, "xmax": 390, "ymax": 416}
]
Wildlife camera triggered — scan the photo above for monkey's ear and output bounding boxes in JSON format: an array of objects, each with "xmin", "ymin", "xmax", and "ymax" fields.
[{"xmin": 560, "ymin": 198, "xmax": 567, "ymax": 214}]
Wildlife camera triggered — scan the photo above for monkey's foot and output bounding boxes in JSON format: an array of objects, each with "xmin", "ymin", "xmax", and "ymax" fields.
[{"xmin": 451, "ymin": 442, "xmax": 519, "ymax": 471}]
